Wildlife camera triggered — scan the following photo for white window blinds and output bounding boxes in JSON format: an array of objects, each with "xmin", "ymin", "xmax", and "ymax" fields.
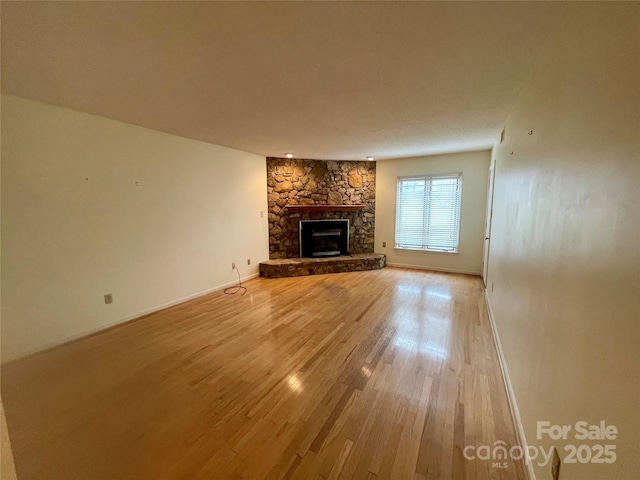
[{"xmin": 395, "ymin": 173, "xmax": 462, "ymax": 252}]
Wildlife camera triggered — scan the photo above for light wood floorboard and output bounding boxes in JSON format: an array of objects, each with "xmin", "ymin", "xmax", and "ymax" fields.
[{"xmin": 1, "ymin": 267, "xmax": 527, "ymax": 480}]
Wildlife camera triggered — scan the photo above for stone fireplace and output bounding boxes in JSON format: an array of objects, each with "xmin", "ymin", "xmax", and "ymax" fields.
[{"xmin": 266, "ymin": 157, "xmax": 376, "ymax": 259}]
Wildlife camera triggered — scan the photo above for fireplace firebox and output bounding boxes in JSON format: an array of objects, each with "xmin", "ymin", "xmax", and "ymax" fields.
[{"xmin": 299, "ymin": 219, "xmax": 349, "ymax": 258}]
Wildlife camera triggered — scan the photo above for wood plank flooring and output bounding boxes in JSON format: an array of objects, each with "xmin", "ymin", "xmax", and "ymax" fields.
[{"xmin": 1, "ymin": 267, "xmax": 527, "ymax": 480}]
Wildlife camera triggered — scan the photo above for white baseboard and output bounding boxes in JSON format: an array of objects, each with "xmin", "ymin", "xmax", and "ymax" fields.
[
  {"xmin": 118, "ymin": 273, "xmax": 259, "ymax": 324},
  {"xmin": 483, "ymin": 289, "xmax": 536, "ymax": 480},
  {"xmin": 1, "ymin": 273, "xmax": 259, "ymax": 364},
  {"xmin": 386, "ymin": 262, "xmax": 481, "ymax": 276}
]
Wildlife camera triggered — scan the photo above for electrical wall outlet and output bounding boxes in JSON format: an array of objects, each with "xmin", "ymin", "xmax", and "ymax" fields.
[
  {"xmin": 551, "ymin": 447, "xmax": 561, "ymax": 480},
  {"xmin": 491, "ymin": 282, "xmax": 495, "ymax": 292},
  {"xmin": 104, "ymin": 293, "xmax": 113, "ymax": 305},
  {"xmin": 247, "ymin": 258, "xmax": 251, "ymax": 265},
  {"xmin": 232, "ymin": 262, "xmax": 236, "ymax": 270},
  {"xmin": 382, "ymin": 241, "xmax": 386, "ymax": 247}
]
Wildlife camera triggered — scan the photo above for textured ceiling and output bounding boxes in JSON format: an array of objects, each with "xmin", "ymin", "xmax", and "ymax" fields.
[{"xmin": 2, "ymin": 2, "xmax": 577, "ymax": 160}]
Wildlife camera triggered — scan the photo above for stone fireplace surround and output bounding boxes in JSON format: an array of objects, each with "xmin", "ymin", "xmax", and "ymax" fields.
[{"xmin": 266, "ymin": 157, "xmax": 376, "ymax": 259}]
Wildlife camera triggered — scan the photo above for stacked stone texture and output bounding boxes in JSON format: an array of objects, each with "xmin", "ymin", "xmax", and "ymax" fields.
[
  {"xmin": 266, "ymin": 157, "xmax": 376, "ymax": 259},
  {"xmin": 259, "ymin": 254, "xmax": 386, "ymax": 278}
]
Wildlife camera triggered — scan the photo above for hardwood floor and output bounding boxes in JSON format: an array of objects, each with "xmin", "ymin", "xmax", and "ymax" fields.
[{"xmin": 1, "ymin": 268, "xmax": 527, "ymax": 480}]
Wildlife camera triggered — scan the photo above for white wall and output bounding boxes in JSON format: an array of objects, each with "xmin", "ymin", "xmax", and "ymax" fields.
[
  {"xmin": 486, "ymin": 4, "xmax": 639, "ymax": 480},
  {"xmin": 375, "ymin": 150, "xmax": 490, "ymax": 274},
  {"xmin": 0, "ymin": 99, "xmax": 18, "ymax": 479},
  {"xmin": 1, "ymin": 95, "xmax": 269, "ymax": 362}
]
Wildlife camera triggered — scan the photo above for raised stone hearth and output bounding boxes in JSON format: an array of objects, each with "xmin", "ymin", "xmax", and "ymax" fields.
[{"xmin": 259, "ymin": 253, "xmax": 386, "ymax": 278}]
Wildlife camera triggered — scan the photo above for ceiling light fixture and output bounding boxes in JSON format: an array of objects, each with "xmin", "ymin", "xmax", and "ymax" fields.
[
  {"xmin": 366, "ymin": 156, "xmax": 375, "ymax": 161},
  {"xmin": 285, "ymin": 153, "xmax": 294, "ymax": 159}
]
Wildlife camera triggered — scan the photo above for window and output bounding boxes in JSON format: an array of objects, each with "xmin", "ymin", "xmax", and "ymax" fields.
[{"xmin": 395, "ymin": 173, "xmax": 462, "ymax": 252}]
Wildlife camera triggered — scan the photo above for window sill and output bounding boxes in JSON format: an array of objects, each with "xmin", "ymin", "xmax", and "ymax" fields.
[{"xmin": 394, "ymin": 247, "xmax": 459, "ymax": 254}]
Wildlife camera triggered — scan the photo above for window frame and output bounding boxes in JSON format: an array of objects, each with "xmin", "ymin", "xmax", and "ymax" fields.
[{"xmin": 394, "ymin": 172, "xmax": 462, "ymax": 253}]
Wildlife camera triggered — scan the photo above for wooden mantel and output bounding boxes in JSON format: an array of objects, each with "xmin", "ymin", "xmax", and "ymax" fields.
[{"xmin": 284, "ymin": 205, "xmax": 365, "ymax": 213}]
